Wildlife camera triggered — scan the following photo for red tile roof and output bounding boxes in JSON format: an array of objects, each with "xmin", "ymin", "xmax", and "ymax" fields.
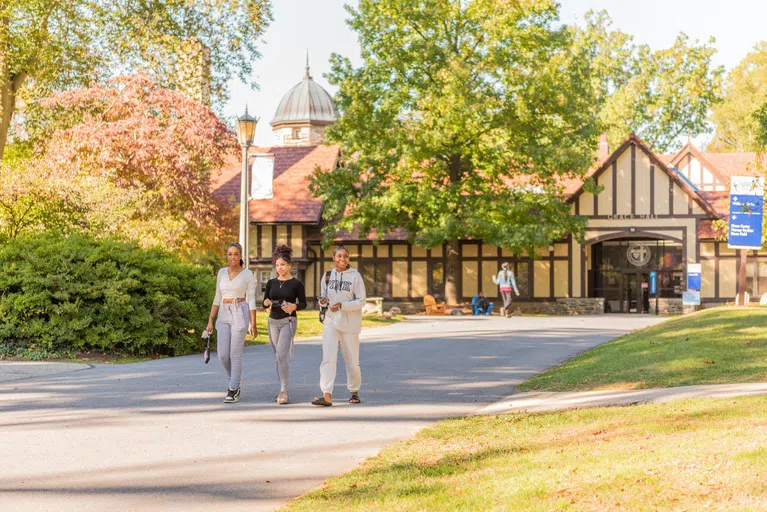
[
  {"xmin": 211, "ymin": 137, "xmax": 758, "ymax": 227},
  {"xmin": 698, "ymin": 191, "xmax": 730, "ymax": 217},
  {"xmin": 659, "ymin": 149, "xmax": 760, "ymax": 181},
  {"xmin": 211, "ymin": 144, "xmax": 339, "ymax": 224}
]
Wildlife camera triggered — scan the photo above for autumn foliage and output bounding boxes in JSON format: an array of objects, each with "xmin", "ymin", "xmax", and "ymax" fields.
[{"xmin": 30, "ymin": 74, "xmax": 238, "ymax": 254}]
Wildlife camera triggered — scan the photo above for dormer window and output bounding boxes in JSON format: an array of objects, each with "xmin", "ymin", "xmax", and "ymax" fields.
[{"xmin": 292, "ymin": 128, "xmax": 301, "ymax": 139}]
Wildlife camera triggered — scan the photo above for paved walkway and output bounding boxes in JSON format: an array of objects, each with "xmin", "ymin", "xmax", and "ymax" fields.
[
  {"xmin": 0, "ymin": 315, "xmax": 663, "ymax": 512},
  {"xmin": 0, "ymin": 361, "xmax": 91, "ymax": 383},
  {"xmin": 478, "ymin": 382, "xmax": 767, "ymax": 415}
]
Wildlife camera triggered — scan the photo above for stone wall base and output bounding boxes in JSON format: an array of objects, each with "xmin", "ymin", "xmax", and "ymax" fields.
[
  {"xmin": 507, "ymin": 298, "xmax": 605, "ymax": 316},
  {"xmin": 648, "ymin": 298, "xmax": 685, "ymax": 315}
]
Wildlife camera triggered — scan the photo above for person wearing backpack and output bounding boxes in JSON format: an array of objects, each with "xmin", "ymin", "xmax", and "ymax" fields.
[
  {"xmin": 493, "ymin": 262, "xmax": 519, "ymax": 317},
  {"xmin": 311, "ymin": 246, "xmax": 366, "ymax": 406},
  {"xmin": 262, "ymin": 245, "xmax": 307, "ymax": 405}
]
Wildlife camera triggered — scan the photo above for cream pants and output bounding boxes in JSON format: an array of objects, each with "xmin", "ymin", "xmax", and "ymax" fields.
[{"xmin": 319, "ymin": 323, "xmax": 361, "ymax": 395}]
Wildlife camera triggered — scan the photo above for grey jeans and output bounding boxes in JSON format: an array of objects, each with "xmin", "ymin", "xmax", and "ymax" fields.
[
  {"xmin": 216, "ymin": 302, "xmax": 250, "ymax": 390},
  {"xmin": 268, "ymin": 317, "xmax": 297, "ymax": 392}
]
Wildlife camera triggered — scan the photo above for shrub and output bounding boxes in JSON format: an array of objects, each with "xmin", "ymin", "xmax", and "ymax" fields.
[{"xmin": 0, "ymin": 232, "xmax": 216, "ymax": 356}]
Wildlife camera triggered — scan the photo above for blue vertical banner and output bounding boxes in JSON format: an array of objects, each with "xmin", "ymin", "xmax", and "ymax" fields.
[
  {"xmin": 687, "ymin": 264, "xmax": 701, "ymax": 291},
  {"xmin": 649, "ymin": 271, "xmax": 657, "ymax": 295},
  {"xmin": 684, "ymin": 263, "xmax": 702, "ymax": 306},
  {"xmin": 728, "ymin": 176, "xmax": 764, "ymax": 249}
]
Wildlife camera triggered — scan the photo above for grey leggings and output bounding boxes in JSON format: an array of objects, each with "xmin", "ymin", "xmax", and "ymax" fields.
[
  {"xmin": 268, "ymin": 317, "xmax": 297, "ymax": 392},
  {"xmin": 501, "ymin": 291, "xmax": 514, "ymax": 314},
  {"xmin": 216, "ymin": 302, "xmax": 250, "ymax": 389}
]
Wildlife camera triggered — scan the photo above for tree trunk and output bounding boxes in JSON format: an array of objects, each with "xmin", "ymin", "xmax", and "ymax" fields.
[
  {"xmin": 0, "ymin": 71, "xmax": 23, "ymax": 161},
  {"xmin": 443, "ymin": 154, "xmax": 463, "ymax": 306},
  {"xmin": 445, "ymin": 238, "xmax": 460, "ymax": 306},
  {"xmin": 737, "ymin": 249, "xmax": 748, "ymax": 305}
]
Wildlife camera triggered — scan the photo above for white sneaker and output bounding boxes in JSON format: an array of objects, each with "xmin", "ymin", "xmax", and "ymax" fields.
[{"xmin": 224, "ymin": 388, "xmax": 240, "ymax": 403}]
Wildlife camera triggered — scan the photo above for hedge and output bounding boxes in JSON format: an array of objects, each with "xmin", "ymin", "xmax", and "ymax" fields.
[{"xmin": 0, "ymin": 232, "xmax": 216, "ymax": 357}]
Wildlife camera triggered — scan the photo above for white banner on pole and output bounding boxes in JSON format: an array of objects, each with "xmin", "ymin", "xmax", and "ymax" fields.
[{"xmin": 251, "ymin": 153, "xmax": 275, "ymax": 200}]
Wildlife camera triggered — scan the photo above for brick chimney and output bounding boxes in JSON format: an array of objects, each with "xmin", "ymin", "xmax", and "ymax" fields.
[{"xmin": 597, "ymin": 133, "xmax": 610, "ymax": 162}]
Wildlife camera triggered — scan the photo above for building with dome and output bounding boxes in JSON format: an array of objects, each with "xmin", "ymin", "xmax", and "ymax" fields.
[
  {"xmin": 213, "ymin": 64, "xmax": 763, "ymax": 314},
  {"xmin": 271, "ymin": 62, "xmax": 338, "ymax": 147}
]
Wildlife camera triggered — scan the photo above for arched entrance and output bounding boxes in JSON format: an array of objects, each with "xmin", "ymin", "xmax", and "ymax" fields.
[{"xmin": 586, "ymin": 235, "xmax": 684, "ymax": 313}]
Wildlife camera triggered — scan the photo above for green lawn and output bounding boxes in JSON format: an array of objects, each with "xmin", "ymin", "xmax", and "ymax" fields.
[
  {"xmin": 517, "ymin": 307, "xmax": 767, "ymax": 392},
  {"xmin": 280, "ymin": 396, "xmax": 767, "ymax": 511},
  {"xmin": 252, "ymin": 310, "xmax": 400, "ymax": 343}
]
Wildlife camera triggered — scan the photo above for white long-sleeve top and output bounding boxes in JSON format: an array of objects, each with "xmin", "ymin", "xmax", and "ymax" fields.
[
  {"xmin": 212, "ymin": 268, "xmax": 257, "ymax": 310},
  {"xmin": 321, "ymin": 267, "xmax": 366, "ymax": 333}
]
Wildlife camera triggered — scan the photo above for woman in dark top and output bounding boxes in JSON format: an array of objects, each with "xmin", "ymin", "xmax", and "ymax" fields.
[{"xmin": 262, "ymin": 245, "xmax": 307, "ymax": 404}]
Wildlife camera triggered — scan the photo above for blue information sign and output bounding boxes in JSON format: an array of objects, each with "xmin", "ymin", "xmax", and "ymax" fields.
[
  {"xmin": 687, "ymin": 264, "xmax": 701, "ymax": 292},
  {"xmin": 728, "ymin": 177, "xmax": 764, "ymax": 249},
  {"xmin": 649, "ymin": 271, "xmax": 657, "ymax": 295}
]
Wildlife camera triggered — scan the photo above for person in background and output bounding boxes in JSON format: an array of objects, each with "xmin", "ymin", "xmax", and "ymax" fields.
[
  {"xmin": 262, "ymin": 245, "xmax": 307, "ymax": 405},
  {"xmin": 492, "ymin": 262, "xmax": 519, "ymax": 317},
  {"xmin": 206, "ymin": 242, "xmax": 257, "ymax": 403},
  {"xmin": 311, "ymin": 246, "xmax": 366, "ymax": 406},
  {"xmin": 472, "ymin": 291, "xmax": 491, "ymax": 315}
]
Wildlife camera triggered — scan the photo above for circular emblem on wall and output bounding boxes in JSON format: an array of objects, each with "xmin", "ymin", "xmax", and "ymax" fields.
[{"xmin": 626, "ymin": 244, "xmax": 651, "ymax": 266}]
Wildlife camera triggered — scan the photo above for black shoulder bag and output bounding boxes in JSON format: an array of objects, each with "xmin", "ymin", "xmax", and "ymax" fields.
[{"xmin": 319, "ymin": 270, "xmax": 332, "ymax": 323}]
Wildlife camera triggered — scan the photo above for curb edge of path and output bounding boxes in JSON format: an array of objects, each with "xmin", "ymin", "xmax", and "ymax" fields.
[{"xmin": 475, "ymin": 382, "xmax": 767, "ymax": 416}]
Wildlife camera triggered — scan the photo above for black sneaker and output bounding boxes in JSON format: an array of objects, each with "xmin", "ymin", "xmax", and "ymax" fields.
[{"xmin": 224, "ymin": 388, "xmax": 240, "ymax": 403}]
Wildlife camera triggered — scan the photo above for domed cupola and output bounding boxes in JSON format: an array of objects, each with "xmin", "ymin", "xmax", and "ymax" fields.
[{"xmin": 271, "ymin": 58, "xmax": 338, "ymax": 147}]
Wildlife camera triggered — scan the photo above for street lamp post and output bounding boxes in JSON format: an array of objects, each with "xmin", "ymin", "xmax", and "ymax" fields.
[{"xmin": 236, "ymin": 107, "xmax": 258, "ymax": 267}]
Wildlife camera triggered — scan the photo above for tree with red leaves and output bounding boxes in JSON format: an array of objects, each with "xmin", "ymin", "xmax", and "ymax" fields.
[{"xmin": 31, "ymin": 74, "xmax": 238, "ymax": 255}]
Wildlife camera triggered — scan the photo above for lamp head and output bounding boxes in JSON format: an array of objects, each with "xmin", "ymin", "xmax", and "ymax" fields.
[{"xmin": 237, "ymin": 106, "xmax": 258, "ymax": 147}]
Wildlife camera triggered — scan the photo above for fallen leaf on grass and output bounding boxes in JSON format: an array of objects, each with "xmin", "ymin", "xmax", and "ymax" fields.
[{"xmin": 703, "ymin": 359, "xmax": 716, "ymax": 365}]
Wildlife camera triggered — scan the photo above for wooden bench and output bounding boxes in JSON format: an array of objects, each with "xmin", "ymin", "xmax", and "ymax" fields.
[{"xmin": 362, "ymin": 296, "xmax": 385, "ymax": 316}]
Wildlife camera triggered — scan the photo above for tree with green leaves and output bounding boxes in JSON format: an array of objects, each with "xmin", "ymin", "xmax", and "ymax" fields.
[
  {"xmin": 710, "ymin": 42, "xmax": 767, "ymax": 152},
  {"xmin": 310, "ymin": 0, "xmax": 604, "ymax": 305},
  {"xmin": 580, "ymin": 11, "xmax": 724, "ymax": 153},
  {"xmin": 0, "ymin": 0, "xmax": 271, "ymax": 160}
]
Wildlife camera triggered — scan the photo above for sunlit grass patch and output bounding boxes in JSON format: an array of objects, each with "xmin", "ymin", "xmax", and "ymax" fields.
[
  {"xmin": 518, "ymin": 307, "xmax": 767, "ymax": 392},
  {"xmin": 280, "ymin": 396, "xmax": 767, "ymax": 512},
  {"xmin": 252, "ymin": 310, "xmax": 401, "ymax": 344}
]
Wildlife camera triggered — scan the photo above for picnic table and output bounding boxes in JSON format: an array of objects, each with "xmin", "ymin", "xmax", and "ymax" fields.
[{"xmin": 364, "ymin": 296, "xmax": 385, "ymax": 316}]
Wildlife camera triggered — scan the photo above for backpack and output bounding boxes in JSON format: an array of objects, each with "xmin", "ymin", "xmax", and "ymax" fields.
[{"xmin": 319, "ymin": 270, "xmax": 332, "ymax": 323}]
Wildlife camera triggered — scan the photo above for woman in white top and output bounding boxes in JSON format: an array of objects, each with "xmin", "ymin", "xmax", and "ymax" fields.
[
  {"xmin": 311, "ymin": 246, "xmax": 366, "ymax": 407},
  {"xmin": 206, "ymin": 242, "xmax": 257, "ymax": 403}
]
